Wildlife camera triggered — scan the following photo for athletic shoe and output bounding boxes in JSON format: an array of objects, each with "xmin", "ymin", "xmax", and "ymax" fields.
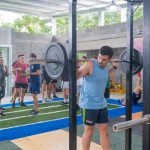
[
  {"xmin": 29, "ymin": 109, "xmax": 35, "ymax": 113},
  {"xmin": 47, "ymin": 99, "xmax": 53, "ymax": 102},
  {"xmin": 62, "ymin": 101, "xmax": 69, "ymax": 105},
  {"xmin": 0, "ymin": 106, "xmax": 6, "ymax": 111},
  {"xmin": 20, "ymin": 102, "xmax": 27, "ymax": 107},
  {"xmin": 32, "ymin": 110, "xmax": 39, "ymax": 116},
  {"xmin": 42, "ymin": 100, "xmax": 46, "ymax": 103},
  {"xmin": 0, "ymin": 112, "xmax": 6, "ymax": 117}
]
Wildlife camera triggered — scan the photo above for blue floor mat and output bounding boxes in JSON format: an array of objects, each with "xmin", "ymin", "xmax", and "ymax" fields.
[{"xmin": 0, "ymin": 98, "xmax": 143, "ymax": 142}]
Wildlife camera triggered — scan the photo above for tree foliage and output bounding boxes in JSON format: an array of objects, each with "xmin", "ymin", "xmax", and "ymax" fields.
[
  {"xmin": 104, "ymin": 11, "xmax": 121, "ymax": 25},
  {"xmin": 0, "ymin": 7, "xmax": 143, "ymax": 35},
  {"xmin": 0, "ymin": 15, "xmax": 52, "ymax": 34},
  {"xmin": 134, "ymin": 7, "xmax": 143, "ymax": 20}
]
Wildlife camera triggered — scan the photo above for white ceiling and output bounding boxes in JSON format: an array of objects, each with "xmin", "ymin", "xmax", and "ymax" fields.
[{"xmin": 0, "ymin": 0, "xmax": 127, "ymax": 18}]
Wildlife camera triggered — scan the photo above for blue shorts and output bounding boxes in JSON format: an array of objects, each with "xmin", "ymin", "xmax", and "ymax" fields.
[
  {"xmin": 30, "ymin": 82, "xmax": 40, "ymax": 94},
  {"xmin": 81, "ymin": 107, "xmax": 109, "ymax": 126}
]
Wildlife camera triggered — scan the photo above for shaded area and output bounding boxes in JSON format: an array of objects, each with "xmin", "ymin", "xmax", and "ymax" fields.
[{"xmin": 0, "ymin": 141, "xmax": 21, "ymax": 150}]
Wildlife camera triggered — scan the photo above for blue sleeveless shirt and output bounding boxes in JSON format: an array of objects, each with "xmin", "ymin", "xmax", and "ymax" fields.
[{"xmin": 79, "ymin": 61, "xmax": 108, "ymax": 109}]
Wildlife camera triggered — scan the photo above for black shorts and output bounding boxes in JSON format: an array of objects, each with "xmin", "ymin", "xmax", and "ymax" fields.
[
  {"xmin": 42, "ymin": 79, "xmax": 51, "ymax": 84},
  {"xmin": 51, "ymin": 80, "xmax": 57, "ymax": 83},
  {"xmin": 81, "ymin": 107, "xmax": 109, "ymax": 126},
  {"xmin": 0, "ymin": 86, "xmax": 5, "ymax": 99},
  {"xmin": 15, "ymin": 83, "xmax": 28, "ymax": 89},
  {"xmin": 132, "ymin": 92, "xmax": 141, "ymax": 104}
]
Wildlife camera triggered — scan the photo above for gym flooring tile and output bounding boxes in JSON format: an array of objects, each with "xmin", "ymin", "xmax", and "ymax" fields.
[
  {"xmin": 121, "ymin": 112, "xmax": 142, "ymax": 120},
  {"xmin": 64, "ymin": 117, "xmax": 142, "ymax": 150},
  {"xmin": 0, "ymin": 141, "xmax": 21, "ymax": 150},
  {"xmin": 11, "ymin": 130, "xmax": 102, "ymax": 150}
]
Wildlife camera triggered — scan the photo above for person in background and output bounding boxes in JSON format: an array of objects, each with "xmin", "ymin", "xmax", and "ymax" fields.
[
  {"xmin": 41, "ymin": 65, "xmax": 52, "ymax": 103},
  {"xmin": 61, "ymin": 66, "xmax": 69, "ymax": 105},
  {"xmin": 50, "ymin": 80, "xmax": 59, "ymax": 99},
  {"xmin": 118, "ymin": 72, "xmax": 143, "ymax": 105},
  {"xmin": 29, "ymin": 53, "xmax": 41, "ymax": 116},
  {"xmin": 0, "ymin": 54, "xmax": 9, "ymax": 116},
  {"xmin": 12, "ymin": 55, "xmax": 29, "ymax": 108},
  {"xmin": 10, "ymin": 60, "xmax": 20, "ymax": 102}
]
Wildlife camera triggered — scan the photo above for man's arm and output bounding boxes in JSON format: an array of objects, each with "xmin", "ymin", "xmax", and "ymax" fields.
[
  {"xmin": 4, "ymin": 65, "xmax": 9, "ymax": 76},
  {"xmin": 30, "ymin": 70, "xmax": 41, "ymax": 76},
  {"xmin": 77, "ymin": 61, "xmax": 92, "ymax": 79},
  {"xmin": 109, "ymin": 67, "xmax": 116, "ymax": 83}
]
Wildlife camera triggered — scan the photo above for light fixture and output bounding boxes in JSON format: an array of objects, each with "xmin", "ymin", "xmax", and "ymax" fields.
[{"xmin": 106, "ymin": 0, "xmax": 121, "ymax": 11}]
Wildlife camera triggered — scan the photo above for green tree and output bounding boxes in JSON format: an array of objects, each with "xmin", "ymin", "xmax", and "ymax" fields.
[
  {"xmin": 0, "ymin": 15, "xmax": 52, "ymax": 34},
  {"xmin": 56, "ymin": 14, "xmax": 99, "ymax": 34},
  {"xmin": 104, "ymin": 11, "xmax": 121, "ymax": 25},
  {"xmin": 56, "ymin": 16, "xmax": 68, "ymax": 34},
  {"xmin": 77, "ymin": 14, "xmax": 98, "ymax": 31},
  {"xmin": 134, "ymin": 7, "xmax": 143, "ymax": 20}
]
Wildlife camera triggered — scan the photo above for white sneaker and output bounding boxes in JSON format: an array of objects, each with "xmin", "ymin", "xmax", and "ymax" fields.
[
  {"xmin": 42, "ymin": 100, "xmax": 46, "ymax": 103},
  {"xmin": 48, "ymin": 99, "xmax": 53, "ymax": 102}
]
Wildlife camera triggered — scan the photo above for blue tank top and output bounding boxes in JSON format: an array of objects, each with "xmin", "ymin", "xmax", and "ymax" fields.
[{"xmin": 79, "ymin": 61, "xmax": 108, "ymax": 109}]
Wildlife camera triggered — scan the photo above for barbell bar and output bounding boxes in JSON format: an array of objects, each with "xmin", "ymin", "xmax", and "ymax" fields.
[
  {"xmin": 28, "ymin": 43, "xmax": 143, "ymax": 79},
  {"xmin": 0, "ymin": 42, "xmax": 143, "ymax": 81},
  {"xmin": 113, "ymin": 114, "xmax": 150, "ymax": 132}
]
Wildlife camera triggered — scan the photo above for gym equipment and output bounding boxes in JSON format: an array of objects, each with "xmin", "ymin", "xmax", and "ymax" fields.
[
  {"xmin": 29, "ymin": 43, "xmax": 143, "ymax": 79},
  {"xmin": 119, "ymin": 48, "xmax": 143, "ymax": 75},
  {"xmin": 29, "ymin": 43, "xmax": 68, "ymax": 80},
  {"xmin": 113, "ymin": 114, "xmax": 150, "ymax": 132}
]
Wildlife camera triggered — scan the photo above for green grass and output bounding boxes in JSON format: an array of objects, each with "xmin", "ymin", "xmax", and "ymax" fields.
[{"xmin": 0, "ymin": 102, "xmax": 120, "ymax": 129}]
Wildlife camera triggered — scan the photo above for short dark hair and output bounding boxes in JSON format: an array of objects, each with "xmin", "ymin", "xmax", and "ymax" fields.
[
  {"xmin": 99, "ymin": 46, "xmax": 114, "ymax": 58},
  {"xmin": 18, "ymin": 54, "xmax": 24, "ymax": 58},
  {"xmin": 82, "ymin": 56, "xmax": 87, "ymax": 60},
  {"xmin": 30, "ymin": 53, "xmax": 37, "ymax": 59}
]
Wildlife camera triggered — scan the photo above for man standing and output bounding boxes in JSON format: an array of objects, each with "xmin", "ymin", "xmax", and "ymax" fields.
[
  {"xmin": 29, "ymin": 53, "xmax": 40, "ymax": 116},
  {"xmin": 0, "ymin": 54, "xmax": 9, "ymax": 116},
  {"xmin": 12, "ymin": 55, "xmax": 29, "ymax": 107},
  {"xmin": 77, "ymin": 46, "xmax": 114, "ymax": 150}
]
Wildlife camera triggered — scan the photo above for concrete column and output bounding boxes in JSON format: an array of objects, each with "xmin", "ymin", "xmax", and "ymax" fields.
[
  {"xmin": 51, "ymin": 17, "xmax": 57, "ymax": 35},
  {"xmin": 121, "ymin": 8, "xmax": 127, "ymax": 22},
  {"xmin": 98, "ymin": 11, "xmax": 105, "ymax": 26}
]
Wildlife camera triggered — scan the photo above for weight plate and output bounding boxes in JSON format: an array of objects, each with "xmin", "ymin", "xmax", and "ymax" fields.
[
  {"xmin": 119, "ymin": 49, "xmax": 143, "ymax": 75},
  {"xmin": 45, "ymin": 43, "xmax": 68, "ymax": 79}
]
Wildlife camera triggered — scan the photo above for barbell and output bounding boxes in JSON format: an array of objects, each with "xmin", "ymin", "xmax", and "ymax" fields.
[
  {"xmin": 28, "ymin": 43, "xmax": 143, "ymax": 79},
  {"xmin": 113, "ymin": 114, "xmax": 150, "ymax": 132},
  {"xmin": 0, "ymin": 42, "xmax": 143, "ymax": 81}
]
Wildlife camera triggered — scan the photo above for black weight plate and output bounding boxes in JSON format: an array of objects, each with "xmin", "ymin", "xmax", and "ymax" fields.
[
  {"xmin": 45, "ymin": 43, "xmax": 68, "ymax": 79},
  {"xmin": 119, "ymin": 49, "xmax": 143, "ymax": 75}
]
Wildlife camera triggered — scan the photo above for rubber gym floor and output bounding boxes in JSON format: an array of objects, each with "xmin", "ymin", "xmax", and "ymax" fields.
[{"xmin": 0, "ymin": 95, "xmax": 143, "ymax": 150}]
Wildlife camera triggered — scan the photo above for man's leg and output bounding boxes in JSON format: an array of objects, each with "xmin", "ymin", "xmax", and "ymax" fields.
[
  {"xmin": 97, "ymin": 123, "xmax": 110, "ymax": 150},
  {"xmin": 42, "ymin": 83, "xmax": 46, "ymax": 102},
  {"xmin": 20, "ymin": 88, "xmax": 26, "ymax": 106},
  {"xmin": 47, "ymin": 83, "xmax": 52, "ymax": 100},
  {"xmin": 82, "ymin": 125, "xmax": 95, "ymax": 150},
  {"xmin": 62, "ymin": 89, "xmax": 69, "ymax": 104},
  {"xmin": 33, "ymin": 94, "xmax": 38, "ymax": 111},
  {"xmin": 12, "ymin": 88, "xmax": 20, "ymax": 107}
]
